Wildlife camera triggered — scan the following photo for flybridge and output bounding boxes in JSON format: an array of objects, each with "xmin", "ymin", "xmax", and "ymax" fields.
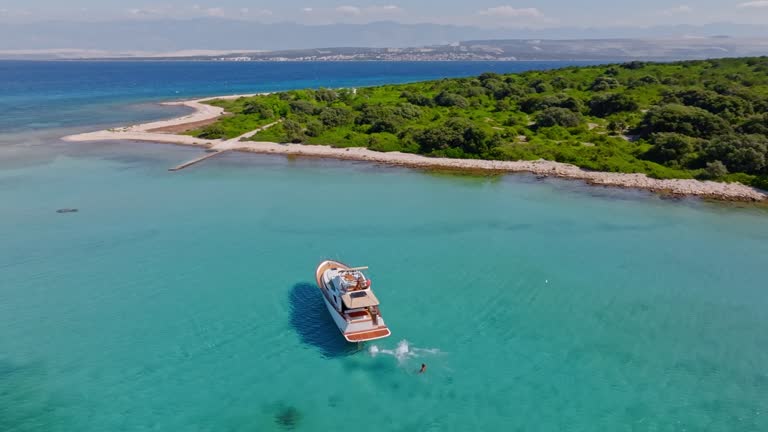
[{"xmin": 338, "ymin": 266, "xmax": 369, "ymax": 272}]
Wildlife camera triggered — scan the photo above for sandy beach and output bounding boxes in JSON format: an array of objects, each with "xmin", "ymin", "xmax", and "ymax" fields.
[{"xmin": 63, "ymin": 96, "xmax": 768, "ymax": 202}]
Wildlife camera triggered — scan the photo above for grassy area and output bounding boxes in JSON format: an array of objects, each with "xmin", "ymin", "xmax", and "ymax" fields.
[{"xmin": 192, "ymin": 57, "xmax": 768, "ymax": 188}]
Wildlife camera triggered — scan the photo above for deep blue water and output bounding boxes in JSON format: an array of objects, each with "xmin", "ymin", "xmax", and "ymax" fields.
[{"xmin": 0, "ymin": 60, "xmax": 604, "ymax": 134}]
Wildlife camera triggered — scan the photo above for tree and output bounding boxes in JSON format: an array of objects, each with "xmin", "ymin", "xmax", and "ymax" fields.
[
  {"xmin": 520, "ymin": 94, "xmax": 583, "ymax": 114},
  {"xmin": 318, "ymin": 106, "xmax": 354, "ymax": 127},
  {"xmin": 400, "ymin": 91, "xmax": 434, "ymax": 107},
  {"xmin": 535, "ymin": 107, "xmax": 583, "ymax": 128},
  {"xmin": 434, "ymin": 91, "xmax": 469, "ymax": 108},
  {"xmin": 356, "ymin": 104, "xmax": 402, "ymax": 133},
  {"xmin": 314, "ymin": 88, "xmax": 338, "ymax": 103},
  {"xmin": 394, "ymin": 103, "xmax": 422, "ymax": 120},
  {"xmin": 282, "ymin": 119, "xmax": 305, "ymax": 143},
  {"xmin": 551, "ymin": 76, "xmax": 571, "ymax": 90},
  {"xmin": 589, "ymin": 93, "xmax": 639, "ymax": 117},
  {"xmin": 305, "ymin": 119, "xmax": 324, "ymax": 137},
  {"xmin": 481, "ymin": 79, "xmax": 515, "ymax": 99},
  {"xmin": 369, "ymin": 116, "xmax": 401, "ymax": 134},
  {"xmin": 629, "ymin": 75, "xmax": 660, "ymax": 88},
  {"xmin": 639, "ymin": 104, "xmax": 730, "ymax": 139},
  {"xmin": 590, "ymin": 76, "xmax": 621, "ymax": 91},
  {"xmin": 495, "ymin": 99, "xmax": 511, "ymax": 112},
  {"xmin": 621, "ymin": 61, "xmax": 647, "ymax": 70},
  {"xmin": 665, "ymin": 89, "xmax": 753, "ymax": 120},
  {"xmin": 645, "ymin": 133, "xmax": 700, "ymax": 167},
  {"xmin": 478, "ymin": 72, "xmax": 502, "ymax": 82},
  {"xmin": 703, "ymin": 134, "xmax": 768, "ymax": 174},
  {"xmin": 414, "ymin": 124, "xmax": 463, "ymax": 153},
  {"xmin": 531, "ymin": 80, "xmax": 552, "ymax": 93},
  {"xmin": 738, "ymin": 113, "xmax": 768, "ymax": 136},
  {"xmin": 464, "ymin": 86, "xmax": 488, "ymax": 98},
  {"xmin": 243, "ymin": 101, "xmax": 275, "ymax": 119},
  {"xmin": 289, "ymin": 100, "xmax": 317, "ymax": 115},
  {"xmin": 414, "ymin": 118, "xmax": 492, "ymax": 155}
]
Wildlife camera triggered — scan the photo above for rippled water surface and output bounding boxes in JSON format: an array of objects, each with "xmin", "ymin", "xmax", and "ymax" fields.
[{"xmin": 1, "ymin": 61, "xmax": 767, "ymax": 431}]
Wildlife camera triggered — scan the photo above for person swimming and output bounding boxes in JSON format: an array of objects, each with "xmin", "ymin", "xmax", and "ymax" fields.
[{"xmin": 419, "ymin": 363, "xmax": 427, "ymax": 374}]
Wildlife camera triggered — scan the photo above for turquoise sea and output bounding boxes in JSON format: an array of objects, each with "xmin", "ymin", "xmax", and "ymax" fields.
[{"xmin": 1, "ymin": 61, "xmax": 767, "ymax": 431}]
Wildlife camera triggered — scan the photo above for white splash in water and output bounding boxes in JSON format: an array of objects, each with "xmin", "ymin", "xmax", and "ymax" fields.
[{"xmin": 368, "ymin": 340, "xmax": 440, "ymax": 363}]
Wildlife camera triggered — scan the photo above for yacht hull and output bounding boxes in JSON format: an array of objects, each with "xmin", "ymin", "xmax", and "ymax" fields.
[{"xmin": 315, "ymin": 260, "xmax": 392, "ymax": 343}]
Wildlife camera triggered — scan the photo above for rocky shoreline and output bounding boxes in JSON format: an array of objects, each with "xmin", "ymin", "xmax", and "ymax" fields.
[
  {"xmin": 63, "ymin": 96, "xmax": 768, "ymax": 203},
  {"xmin": 224, "ymin": 143, "xmax": 768, "ymax": 202}
]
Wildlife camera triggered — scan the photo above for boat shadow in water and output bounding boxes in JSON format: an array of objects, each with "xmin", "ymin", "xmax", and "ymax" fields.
[{"xmin": 289, "ymin": 283, "xmax": 359, "ymax": 358}]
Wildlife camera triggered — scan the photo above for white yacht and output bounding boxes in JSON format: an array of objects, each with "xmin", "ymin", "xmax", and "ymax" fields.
[{"xmin": 315, "ymin": 260, "xmax": 392, "ymax": 342}]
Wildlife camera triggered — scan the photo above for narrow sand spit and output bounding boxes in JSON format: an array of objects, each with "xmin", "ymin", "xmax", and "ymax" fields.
[{"xmin": 63, "ymin": 96, "xmax": 767, "ymax": 202}]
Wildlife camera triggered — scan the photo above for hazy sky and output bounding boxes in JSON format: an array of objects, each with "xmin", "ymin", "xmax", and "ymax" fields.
[{"xmin": 1, "ymin": 1, "xmax": 768, "ymax": 26}]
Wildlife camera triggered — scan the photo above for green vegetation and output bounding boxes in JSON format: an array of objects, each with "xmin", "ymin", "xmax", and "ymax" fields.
[{"xmin": 194, "ymin": 57, "xmax": 768, "ymax": 188}]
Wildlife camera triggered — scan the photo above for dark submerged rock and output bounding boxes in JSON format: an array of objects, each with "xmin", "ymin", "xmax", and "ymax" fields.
[{"xmin": 274, "ymin": 405, "xmax": 302, "ymax": 430}]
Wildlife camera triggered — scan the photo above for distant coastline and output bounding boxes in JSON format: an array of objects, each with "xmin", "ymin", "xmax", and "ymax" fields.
[
  {"xmin": 6, "ymin": 35, "xmax": 768, "ymax": 62},
  {"xmin": 63, "ymin": 96, "xmax": 767, "ymax": 202}
]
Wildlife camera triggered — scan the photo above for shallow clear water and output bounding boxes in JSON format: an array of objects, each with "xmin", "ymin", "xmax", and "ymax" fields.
[{"xmin": 1, "ymin": 61, "xmax": 767, "ymax": 431}]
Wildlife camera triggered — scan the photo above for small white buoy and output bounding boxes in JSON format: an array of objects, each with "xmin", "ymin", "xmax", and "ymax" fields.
[{"xmin": 545, "ymin": 279, "xmax": 549, "ymax": 284}]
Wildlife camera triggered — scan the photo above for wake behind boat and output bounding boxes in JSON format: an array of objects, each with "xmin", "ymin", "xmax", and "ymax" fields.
[{"xmin": 315, "ymin": 260, "xmax": 392, "ymax": 342}]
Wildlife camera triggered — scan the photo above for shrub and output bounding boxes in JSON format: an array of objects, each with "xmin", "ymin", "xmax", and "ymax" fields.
[
  {"xmin": 243, "ymin": 101, "xmax": 275, "ymax": 119},
  {"xmin": 645, "ymin": 133, "xmax": 700, "ymax": 167},
  {"xmin": 531, "ymin": 80, "xmax": 552, "ymax": 93},
  {"xmin": 590, "ymin": 76, "xmax": 621, "ymax": 91},
  {"xmin": 465, "ymin": 86, "xmax": 488, "ymax": 97},
  {"xmin": 630, "ymin": 75, "xmax": 660, "ymax": 87},
  {"xmin": 198, "ymin": 125, "xmax": 227, "ymax": 139},
  {"xmin": 356, "ymin": 104, "xmax": 403, "ymax": 133},
  {"xmin": 738, "ymin": 114, "xmax": 768, "ymax": 136},
  {"xmin": 703, "ymin": 134, "xmax": 768, "ymax": 174},
  {"xmin": 481, "ymin": 79, "xmax": 515, "ymax": 99},
  {"xmin": 282, "ymin": 119, "xmax": 305, "ymax": 143},
  {"xmin": 369, "ymin": 117, "xmax": 401, "ymax": 134},
  {"xmin": 608, "ymin": 119, "xmax": 630, "ymax": 135},
  {"xmin": 535, "ymin": 107, "xmax": 583, "ymax": 128},
  {"xmin": 520, "ymin": 94, "xmax": 583, "ymax": 114},
  {"xmin": 356, "ymin": 104, "xmax": 390, "ymax": 124},
  {"xmin": 367, "ymin": 134, "xmax": 403, "ymax": 152},
  {"xmin": 701, "ymin": 161, "xmax": 728, "ymax": 179},
  {"xmin": 414, "ymin": 118, "xmax": 492, "ymax": 155},
  {"xmin": 318, "ymin": 106, "xmax": 354, "ymax": 127},
  {"xmin": 289, "ymin": 100, "xmax": 317, "ymax": 115},
  {"xmin": 314, "ymin": 88, "xmax": 338, "ymax": 103},
  {"xmin": 665, "ymin": 89, "xmax": 753, "ymax": 120},
  {"xmin": 434, "ymin": 91, "xmax": 469, "ymax": 108},
  {"xmin": 394, "ymin": 103, "xmax": 422, "ymax": 120},
  {"xmin": 639, "ymin": 104, "xmax": 730, "ymax": 139},
  {"xmin": 621, "ymin": 61, "xmax": 647, "ymax": 70},
  {"xmin": 400, "ymin": 91, "xmax": 434, "ymax": 107},
  {"xmin": 551, "ymin": 76, "xmax": 571, "ymax": 90},
  {"xmin": 495, "ymin": 99, "xmax": 511, "ymax": 112},
  {"xmin": 589, "ymin": 93, "xmax": 639, "ymax": 117},
  {"xmin": 479, "ymin": 72, "xmax": 502, "ymax": 82},
  {"xmin": 305, "ymin": 119, "xmax": 324, "ymax": 137}
]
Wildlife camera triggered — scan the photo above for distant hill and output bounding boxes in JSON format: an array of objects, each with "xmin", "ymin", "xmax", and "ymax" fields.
[
  {"xmin": 2, "ymin": 18, "xmax": 768, "ymax": 54},
  {"xmin": 173, "ymin": 38, "xmax": 768, "ymax": 63}
]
